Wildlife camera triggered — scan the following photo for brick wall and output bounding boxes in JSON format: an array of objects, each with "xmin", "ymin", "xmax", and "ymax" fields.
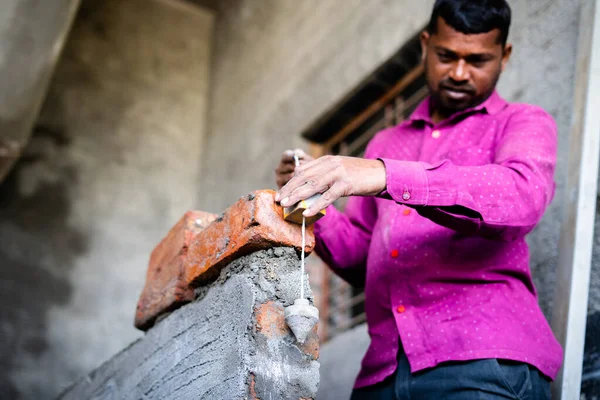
[{"xmin": 61, "ymin": 191, "xmax": 320, "ymax": 399}]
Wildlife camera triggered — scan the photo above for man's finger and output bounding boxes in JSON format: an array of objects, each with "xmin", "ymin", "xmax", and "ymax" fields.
[
  {"xmin": 280, "ymin": 150, "xmax": 296, "ymax": 163},
  {"xmin": 293, "ymin": 148, "xmax": 309, "ymax": 161},
  {"xmin": 279, "ymin": 178, "xmax": 319, "ymax": 206},
  {"xmin": 275, "ymin": 173, "xmax": 293, "ymax": 189},
  {"xmin": 303, "ymin": 183, "xmax": 344, "ymax": 217},
  {"xmin": 280, "ymin": 149, "xmax": 312, "ymax": 164},
  {"xmin": 279, "ymin": 169, "xmax": 330, "ymax": 206},
  {"xmin": 275, "ymin": 163, "xmax": 296, "ymax": 174},
  {"xmin": 278, "ymin": 157, "xmax": 333, "ymax": 203}
]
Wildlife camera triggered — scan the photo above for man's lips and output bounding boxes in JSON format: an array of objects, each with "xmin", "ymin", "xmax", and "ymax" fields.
[{"xmin": 440, "ymin": 86, "xmax": 474, "ymax": 101}]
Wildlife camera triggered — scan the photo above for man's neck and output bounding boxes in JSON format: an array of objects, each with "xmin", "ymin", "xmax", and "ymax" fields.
[
  {"xmin": 430, "ymin": 104, "xmax": 455, "ymax": 125},
  {"xmin": 430, "ymin": 109, "xmax": 448, "ymax": 125}
]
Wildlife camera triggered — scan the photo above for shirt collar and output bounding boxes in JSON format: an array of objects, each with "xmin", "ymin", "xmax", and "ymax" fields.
[{"xmin": 408, "ymin": 90, "xmax": 507, "ymax": 125}]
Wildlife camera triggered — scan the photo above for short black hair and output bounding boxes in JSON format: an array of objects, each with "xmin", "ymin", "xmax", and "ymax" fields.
[{"xmin": 427, "ymin": 0, "xmax": 512, "ymax": 46}]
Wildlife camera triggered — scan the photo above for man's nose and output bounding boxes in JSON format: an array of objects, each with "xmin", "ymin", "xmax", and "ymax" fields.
[{"xmin": 449, "ymin": 59, "xmax": 469, "ymax": 82}]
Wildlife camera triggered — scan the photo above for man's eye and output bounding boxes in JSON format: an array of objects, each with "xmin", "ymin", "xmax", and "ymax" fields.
[
  {"xmin": 437, "ymin": 53, "xmax": 453, "ymax": 62},
  {"xmin": 469, "ymin": 60, "xmax": 487, "ymax": 68}
]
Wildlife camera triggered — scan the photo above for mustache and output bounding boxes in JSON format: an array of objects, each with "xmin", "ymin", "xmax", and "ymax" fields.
[{"xmin": 439, "ymin": 81, "xmax": 476, "ymax": 94}]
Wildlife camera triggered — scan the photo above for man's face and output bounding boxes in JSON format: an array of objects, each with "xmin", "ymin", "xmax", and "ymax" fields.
[{"xmin": 421, "ymin": 17, "xmax": 512, "ymax": 116}]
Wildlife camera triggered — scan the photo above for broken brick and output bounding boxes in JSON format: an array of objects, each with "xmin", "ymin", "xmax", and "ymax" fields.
[
  {"xmin": 135, "ymin": 210, "xmax": 217, "ymax": 330},
  {"xmin": 135, "ymin": 190, "xmax": 315, "ymax": 332},
  {"xmin": 248, "ymin": 373, "xmax": 259, "ymax": 400},
  {"xmin": 184, "ymin": 190, "xmax": 315, "ymax": 287},
  {"xmin": 255, "ymin": 301, "xmax": 289, "ymax": 339},
  {"xmin": 255, "ymin": 300, "xmax": 319, "ymax": 360}
]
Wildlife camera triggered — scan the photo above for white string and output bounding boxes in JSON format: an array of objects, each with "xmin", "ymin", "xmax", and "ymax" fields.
[
  {"xmin": 301, "ymin": 216, "xmax": 306, "ymax": 300},
  {"xmin": 293, "ymin": 152, "xmax": 307, "ymax": 301}
]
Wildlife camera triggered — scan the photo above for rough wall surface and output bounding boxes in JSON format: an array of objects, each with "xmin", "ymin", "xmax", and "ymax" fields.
[
  {"xmin": 61, "ymin": 248, "xmax": 319, "ymax": 400},
  {"xmin": 0, "ymin": 0, "xmax": 80, "ymax": 182},
  {"xmin": 62, "ymin": 274, "xmax": 254, "ymax": 400},
  {"xmin": 496, "ymin": 0, "xmax": 581, "ymax": 318},
  {"xmin": 0, "ymin": 0, "xmax": 214, "ymax": 398}
]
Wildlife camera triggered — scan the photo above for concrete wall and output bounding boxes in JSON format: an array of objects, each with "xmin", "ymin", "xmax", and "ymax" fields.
[
  {"xmin": 498, "ymin": 0, "xmax": 581, "ymax": 318},
  {"xmin": 61, "ymin": 248, "xmax": 319, "ymax": 400},
  {"xmin": 0, "ymin": 0, "xmax": 79, "ymax": 183},
  {"xmin": 0, "ymin": 0, "xmax": 214, "ymax": 398}
]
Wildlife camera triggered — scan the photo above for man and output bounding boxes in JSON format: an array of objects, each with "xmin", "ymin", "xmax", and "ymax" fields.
[{"xmin": 274, "ymin": 0, "xmax": 562, "ymax": 399}]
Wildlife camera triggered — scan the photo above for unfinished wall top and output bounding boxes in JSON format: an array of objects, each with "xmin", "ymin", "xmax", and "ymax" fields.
[
  {"xmin": 63, "ymin": 189, "xmax": 320, "ymax": 399},
  {"xmin": 135, "ymin": 189, "xmax": 315, "ymax": 331}
]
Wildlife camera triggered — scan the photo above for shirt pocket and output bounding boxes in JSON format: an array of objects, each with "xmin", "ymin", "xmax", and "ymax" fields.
[{"xmin": 492, "ymin": 359, "xmax": 533, "ymax": 400}]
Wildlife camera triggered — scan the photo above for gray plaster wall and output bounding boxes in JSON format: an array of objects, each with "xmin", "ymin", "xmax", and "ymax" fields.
[
  {"xmin": 0, "ymin": 0, "xmax": 80, "ymax": 183},
  {"xmin": 60, "ymin": 248, "xmax": 319, "ymax": 400},
  {"xmin": 62, "ymin": 275, "xmax": 255, "ymax": 400},
  {"xmin": 0, "ymin": 0, "xmax": 214, "ymax": 398},
  {"xmin": 497, "ymin": 0, "xmax": 581, "ymax": 318}
]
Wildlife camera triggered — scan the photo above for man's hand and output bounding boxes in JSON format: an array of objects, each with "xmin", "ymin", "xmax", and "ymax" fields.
[
  {"xmin": 276, "ymin": 155, "xmax": 387, "ymax": 217},
  {"xmin": 274, "ymin": 149, "xmax": 314, "ymax": 189}
]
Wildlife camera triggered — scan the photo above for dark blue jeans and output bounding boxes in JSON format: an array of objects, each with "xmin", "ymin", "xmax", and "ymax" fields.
[{"xmin": 350, "ymin": 350, "xmax": 551, "ymax": 400}]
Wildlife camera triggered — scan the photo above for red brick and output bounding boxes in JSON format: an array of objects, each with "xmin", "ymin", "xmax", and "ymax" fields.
[
  {"xmin": 255, "ymin": 301, "xmax": 288, "ymax": 338},
  {"xmin": 184, "ymin": 190, "xmax": 315, "ymax": 287},
  {"xmin": 135, "ymin": 211, "xmax": 217, "ymax": 330},
  {"xmin": 255, "ymin": 300, "xmax": 319, "ymax": 360},
  {"xmin": 248, "ymin": 373, "xmax": 259, "ymax": 400}
]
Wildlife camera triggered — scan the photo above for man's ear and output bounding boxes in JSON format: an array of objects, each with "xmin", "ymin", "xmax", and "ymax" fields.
[
  {"xmin": 501, "ymin": 43, "xmax": 512, "ymax": 72},
  {"xmin": 420, "ymin": 31, "xmax": 430, "ymax": 63}
]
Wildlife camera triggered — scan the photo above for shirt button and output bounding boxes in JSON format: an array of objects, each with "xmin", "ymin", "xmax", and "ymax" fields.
[
  {"xmin": 396, "ymin": 305, "xmax": 406, "ymax": 313},
  {"xmin": 390, "ymin": 249, "xmax": 399, "ymax": 258},
  {"xmin": 403, "ymin": 208, "xmax": 411, "ymax": 216},
  {"xmin": 432, "ymin": 130, "xmax": 441, "ymax": 139},
  {"xmin": 402, "ymin": 191, "xmax": 411, "ymax": 201}
]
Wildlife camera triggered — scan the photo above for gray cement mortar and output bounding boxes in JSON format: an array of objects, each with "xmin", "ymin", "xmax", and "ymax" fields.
[
  {"xmin": 61, "ymin": 247, "xmax": 320, "ymax": 400},
  {"xmin": 61, "ymin": 274, "xmax": 255, "ymax": 400}
]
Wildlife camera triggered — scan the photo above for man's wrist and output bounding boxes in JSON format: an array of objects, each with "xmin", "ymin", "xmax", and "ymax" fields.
[
  {"xmin": 375, "ymin": 159, "xmax": 387, "ymax": 194},
  {"xmin": 362, "ymin": 158, "xmax": 387, "ymax": 196}
]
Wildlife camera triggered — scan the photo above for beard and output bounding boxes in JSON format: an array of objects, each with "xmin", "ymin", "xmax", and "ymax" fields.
[{"xmin": 424, "ymin": 57, "xmax": 501, "ymax": 118}]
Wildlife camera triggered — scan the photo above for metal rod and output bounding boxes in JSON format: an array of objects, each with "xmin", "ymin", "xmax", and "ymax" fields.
[{"xmin": 551, "ymin": 0, "xmax": 600, "ymax": 397}]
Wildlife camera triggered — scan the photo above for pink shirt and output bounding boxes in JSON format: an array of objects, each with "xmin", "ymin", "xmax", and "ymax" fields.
[{"xmin": 313, "ymin": 91, "xmax": 563, "ymax": 389}]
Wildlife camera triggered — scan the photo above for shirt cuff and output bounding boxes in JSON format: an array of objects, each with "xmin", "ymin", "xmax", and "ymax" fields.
[{"xmin": 378, "ymin": 158, "xmax": 429, "ymax": 206}]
